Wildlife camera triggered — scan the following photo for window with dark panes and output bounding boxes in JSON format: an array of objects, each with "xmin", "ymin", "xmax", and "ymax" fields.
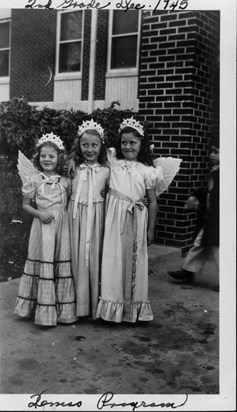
[
  {"xmin": 58, "ymin": 11, "xmax": 82, "ymax": 73},
  {"xmin": 111, "ymin": 10, "xmax": 139, "ymax": 70},
  {"xmin": 0, "ymin": 21, "xmax": 10, "ymax": 77}
]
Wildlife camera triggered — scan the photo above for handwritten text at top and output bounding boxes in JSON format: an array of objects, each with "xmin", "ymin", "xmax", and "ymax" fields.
[{"xmin": 25, "ymin": 0, "xmax": 189, "ymax": 12}]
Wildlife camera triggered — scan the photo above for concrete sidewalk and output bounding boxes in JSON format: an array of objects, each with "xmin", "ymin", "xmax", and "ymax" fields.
[{"xmin": 0, "ymin": 244, "xmax": 219, "ymax": 397}]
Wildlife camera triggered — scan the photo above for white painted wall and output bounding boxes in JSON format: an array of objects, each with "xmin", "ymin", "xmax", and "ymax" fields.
[
  {"xmin": 0, "ymin": 9, "xmax": 11, "ymax": 102},
  {"xmin": 0, "ymin": 9, "xmax": 11, "ymax": 19},
  {"xmin": 0, "ymin": 79, "xmax": 10, "ymax": 102},
  {"xmin": 48, "ymin": 73, "xmax": 138, "ymax": 112},
  {"xmin": 105, "ymin": 73, "xmax": 138, "ymax": 111},
  {"xmin": 54, "ymin": 76, "xmax": 82, "ymax": 104}
]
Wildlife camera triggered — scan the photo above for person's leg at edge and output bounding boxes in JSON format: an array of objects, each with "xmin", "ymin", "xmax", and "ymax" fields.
[{"xmin": 168, "ymin": 229, "xmax": 207, "ymax": 281}]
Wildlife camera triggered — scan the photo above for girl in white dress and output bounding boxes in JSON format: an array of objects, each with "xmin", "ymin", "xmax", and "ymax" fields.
[
  {"xmin": 68, "ymin": 120, "xmax": 110, "ymax": 320},
  {"xmin": 14, "ymin": 133, "xmax": 76, "ymax": 326},
  {"xmin": 96, "ymin": 117, "xmax": 182, "ymax": 323}
]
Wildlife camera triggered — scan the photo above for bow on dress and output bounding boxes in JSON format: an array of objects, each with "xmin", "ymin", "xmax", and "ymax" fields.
[
  {"xmin": 120, "ymin": 161, "xmax": 137, "ymax": 176},
  {"xmin": 40, "ymin": 173, "xmax": 61, "ymax": 194},
  {"xmin": 73, "ymin": 162, "xmax": 101, "ymax": 267}
]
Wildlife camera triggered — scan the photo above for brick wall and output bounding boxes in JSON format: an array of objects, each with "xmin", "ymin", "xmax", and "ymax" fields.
[
  {"xmin": 139, "ymin": 11, "xmax": 220, "ymax": 253},
  {"xmin": 10, "ymin": 10, "xmax": 56, "ymax": 102},
  {"xmin": 82, "ymin": 10, "xmax": 109, "ymax": 102},
  {"xmin": 94, "ymin": 10, "xmax": 109, "ymax": 101},
  {"xmin": 81, "ymin": 11, "xmax": 91, "ymax": 101}
]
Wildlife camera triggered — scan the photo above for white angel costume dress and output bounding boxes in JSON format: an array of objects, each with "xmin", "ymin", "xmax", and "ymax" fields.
[
  {"xmin": 14, "ymin": 152, "xmax": 77, "ymax": 326},
  {"xmin": 96, "ymin": 148, "xmax": 182, "ymax": 323},
  {"xmin": 68, "ymin": 162, "xmax": 110, "ymax": 319}
]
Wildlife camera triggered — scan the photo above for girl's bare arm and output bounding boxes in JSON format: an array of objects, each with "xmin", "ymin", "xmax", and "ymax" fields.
[
  {"xmin": 22, "ymin": 198, "xmax": 54, "ymax": 224},
  {"xmin": 146, "ymin": 188, "xmax": 157, "ymax": 245}
]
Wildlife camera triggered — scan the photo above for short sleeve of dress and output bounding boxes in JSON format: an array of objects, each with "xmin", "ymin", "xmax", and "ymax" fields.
[
  {"xmin": 145, "ymin": 165, "xmax": 164, "ymax": 191},
  {"xmin": 22, "ymin": 176, "xmax": 37, "ymax": 199}
]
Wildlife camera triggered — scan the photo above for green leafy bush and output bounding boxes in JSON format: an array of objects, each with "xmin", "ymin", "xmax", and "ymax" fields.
[
  {"xmin": 0, "ymin": 97, "xmax": 137, "ymax": 170},
  {"xmin": 91, "ymin": 101, "xmax": 137, "ymax": 147}
]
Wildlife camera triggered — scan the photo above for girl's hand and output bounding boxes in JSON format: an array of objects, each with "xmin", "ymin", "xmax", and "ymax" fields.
[
  {"xmin": 147, "ymin": 229, "xmax": 154, "ymax": 246},
  {"xmin": 100, "ymin": 182, "xmax": 109, "ymax": 199},
  {"xmin": 184, "ymin": 195, "xmax": 200, "ymax": 211},
  {"xmin": 39, "ymin": 212, "xmax": 54, "ymax": 224},
  {"xmin": 141, "ymin": 196, "xmax": 148, "ymax": 207},
  {"xmin": 68, "ymin": 159, "xmax": 76, "ymax": 177},
  {"xmin": 100, "ymin": 189, "xmax": 106, "ymax": 198}
]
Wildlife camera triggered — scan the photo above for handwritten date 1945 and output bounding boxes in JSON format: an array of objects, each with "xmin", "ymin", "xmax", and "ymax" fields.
[
  {"xmin": 153, "ymin": 0, "xmax": 189, "ymax": 12},
  {"xmin": 25, "ymin": 0, "xmax": 189, "ymax": 10}
]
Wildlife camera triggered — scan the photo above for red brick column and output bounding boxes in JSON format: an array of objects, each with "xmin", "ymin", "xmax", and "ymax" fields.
[
  {"xmin": 139, "ymin": 11, "xmax": 220, "ymax": 253},
  {"xmin": 94, "ymin": 10, "xmax": 109, "ymax": 101},
  {"xmin": 81, "ymin": 11, "xmax": 91, "ymax": 101},
  {"xmin": 82, "ymin": 10, "xmax": 109, "ymax": 102}
]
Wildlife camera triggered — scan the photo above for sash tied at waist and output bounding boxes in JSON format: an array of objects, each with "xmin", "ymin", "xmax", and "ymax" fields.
[
  {"xmin": 108, "ymin": 187, "xmax": 146, "ymax": 304},
  {"xmin": 73, "ymin": 163, "xmax": 101, "ymax": 267},
  {"xmin": 108, "ymin": 187, "xmax": 145, "ymax": 214}
]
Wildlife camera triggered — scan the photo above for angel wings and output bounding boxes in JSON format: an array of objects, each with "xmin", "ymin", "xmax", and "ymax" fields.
[
  {"xmin": 153, "ymin": 156, "xmax": 182, "ymax": 196},
  {"xmin": 17, "ymin": 150, "xmax": 38, "ymax": 184}
]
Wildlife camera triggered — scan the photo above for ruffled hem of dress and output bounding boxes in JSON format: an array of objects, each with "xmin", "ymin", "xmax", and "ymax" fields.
[
  {"xmin": 14, "ymin": 297, "xmax": 36, "ymax": 318},
  {"xmin": 96, "ymin": 297, "xmax": 153, "ymax": 323},
  {"xmin": 14, "ymin": 297, "xmax": 77, "ymax": 326},
  {"xmin": 56, "ymin": 302, "xmax": 77, "ymax": 324}
]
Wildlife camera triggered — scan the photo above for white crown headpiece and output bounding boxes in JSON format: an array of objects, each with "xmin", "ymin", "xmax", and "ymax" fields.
[
  {"xmin": 119, "ymin": 116, "xmax": 144, "ymax": 137},
  {"xmin": 36, "ymin": 132, "xmax": 65, "ymax": 150},
  {"xmin": 78, "ymin": 120, "xmax": 104, "ymax": 140}
]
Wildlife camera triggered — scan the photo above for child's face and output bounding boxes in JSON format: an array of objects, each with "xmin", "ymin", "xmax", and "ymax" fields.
[
  {"xmin": 209, "ymin": 145, "xmax": 219, "ymax": 166},
  {"xmin": 80, "ymin": 132, "xmax": 101, "ymax": 164},
  {"xmin": 39, "ymin": 145, "xmax": 58, "ymax": 175},
  {"xmin": 121, "ymin": 132, "xmax": 141, "ymax": 161}
]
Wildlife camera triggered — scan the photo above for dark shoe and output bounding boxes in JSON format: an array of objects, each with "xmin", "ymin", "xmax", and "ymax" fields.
[
  {"xmin": 168, "ymin": 269, "xmax": 194, "ymax": 282},
  {"xmin": 212, "ymin": 285, "xmax": 219, "ymax": 292}
]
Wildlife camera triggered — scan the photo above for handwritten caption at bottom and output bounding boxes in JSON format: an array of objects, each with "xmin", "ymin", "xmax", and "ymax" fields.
[{"xmin": 28, "ymin": 390, "xmax": 189, "ymax": 410}]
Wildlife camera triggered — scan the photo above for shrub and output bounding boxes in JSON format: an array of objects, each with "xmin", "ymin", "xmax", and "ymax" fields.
[
  {"xmin": 0, "ymin": 97, "xmax": 87, "ymax": 167},
  {"xmin": 0, "ymin": 98, "xmax": 137, "ymax": 169},
  {"xmin": 91, "ymin": 101, "xmax": 136, "ymax": 147}
]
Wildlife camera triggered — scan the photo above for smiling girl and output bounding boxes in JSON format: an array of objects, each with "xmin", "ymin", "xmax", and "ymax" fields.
[
  {"xmin": 96, "ymin": 117, "xmax": 181, "ymax": 324},
  {"xmin": 68, "ymin": 120, "xmax": 110, "ymax": 320},
  {"xmin": 14, "ymin": 133, "xmax": 76, "ymax": 326}
]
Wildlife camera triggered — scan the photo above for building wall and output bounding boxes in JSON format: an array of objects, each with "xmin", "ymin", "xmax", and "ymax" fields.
[
  {"xmin": 6, "ymin": 9, "xmax": 220, "ymax": 252},
  {"xmin": 54, "ymin": 76, "xmax": 82, "ymax": 106},
  {"xmin": 0, "ymin": 9, "xmax": 11, "ymax": 101},
  {"xmin": 105, "ymin": 74, "xmax": 139, "ymax": 110},
  {"xmin": 81, "ymin": 10, "xmax": 91, "ymax": 101},
  {"xmin": 8, "ymin": 9, "xmax": 139, "ymax": 111},
  {"xmin": 139, "ymin": 11, "xmax": 220, "ymax": 253},
  {"xmin": 10, "ymin": 9, "xmax": 56, "ymax": 102},
  {"xmin": 94, "ymin": 10, "xmax": 109, "ymax": 101}
]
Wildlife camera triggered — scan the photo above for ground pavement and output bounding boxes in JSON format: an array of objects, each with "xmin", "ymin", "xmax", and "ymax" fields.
[{"xmin": 0, "ymin": 245, "xmax": 219, "ymax": 399}]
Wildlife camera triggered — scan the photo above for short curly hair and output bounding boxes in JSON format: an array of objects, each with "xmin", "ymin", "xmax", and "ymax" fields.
[
  {"xmin": 115, "ymin": 126, "xmax": 154, "ymax": 166},
  {"xmin": 70, "ymin": 129, "xmax": 108, "ymax": 167},
  {"xmin": 33, "ymin": 142, "xmax": 67, "ymax": 175}
]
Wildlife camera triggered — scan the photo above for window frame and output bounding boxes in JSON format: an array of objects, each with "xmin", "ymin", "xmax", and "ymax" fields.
[
  {"xmin": 107, "ymin": 10, "xmax": 141, "ymax": 76},
  {"xmin": 55, "ymin": 10, "xmax": 84, "ymax": 79},
  {"xmin": 0, "ymin": 18, "xmax": 11, "ymax": 79}
]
